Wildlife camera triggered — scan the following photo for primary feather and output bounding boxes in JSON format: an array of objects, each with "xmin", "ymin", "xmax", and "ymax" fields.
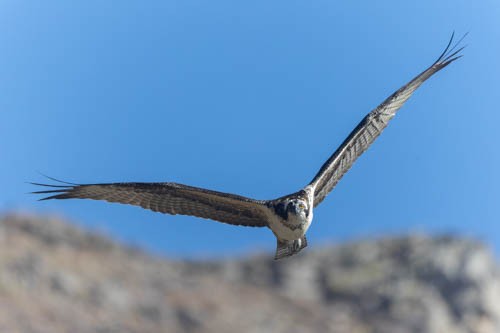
[
  {"xmin": 32, "ymin": 182, "xmax": 269, "ymax": 227},
  {"xmin": 309, "ymin": 33, "xmax": 466, "ymax": 206}
]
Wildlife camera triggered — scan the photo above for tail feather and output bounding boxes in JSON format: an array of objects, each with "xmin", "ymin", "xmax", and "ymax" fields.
[{"xmin": 274, "ymin": 236, "xmax": 308, "ymax": 260}]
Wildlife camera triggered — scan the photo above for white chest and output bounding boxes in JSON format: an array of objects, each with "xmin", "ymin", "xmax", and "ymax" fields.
[
  {"xmin": 265, "ymin": 185, "xmax": 315, "ymax": 241},
  {"xmin": 267, "ymin": 209, "xmax": 313, "ymax": 240}
]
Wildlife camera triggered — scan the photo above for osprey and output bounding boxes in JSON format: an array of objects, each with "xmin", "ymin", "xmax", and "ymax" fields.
[{"xmin": 33, "ymin": 34, "xmax": 465, "ymax": 259}]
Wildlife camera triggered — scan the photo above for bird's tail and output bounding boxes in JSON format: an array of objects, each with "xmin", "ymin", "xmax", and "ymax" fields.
[{"xmin": 275, "ymin": 236, "xmax": 308, "ymax": 260}]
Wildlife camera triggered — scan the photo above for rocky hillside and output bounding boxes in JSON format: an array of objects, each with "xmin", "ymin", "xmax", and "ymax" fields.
[{"xmin": 0, "ymin": 214, "xmax": 499, "ymax": 333}]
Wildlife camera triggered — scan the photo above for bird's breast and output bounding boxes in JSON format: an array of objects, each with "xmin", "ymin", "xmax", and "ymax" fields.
[{"xmin": 266, "ymin": 208, "xmax": 313, "ymax": 241}]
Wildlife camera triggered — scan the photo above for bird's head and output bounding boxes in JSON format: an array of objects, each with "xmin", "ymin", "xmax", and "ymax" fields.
[{"xmin": 287, "ymin": 199, "xmax": 309, "ymax": 218}]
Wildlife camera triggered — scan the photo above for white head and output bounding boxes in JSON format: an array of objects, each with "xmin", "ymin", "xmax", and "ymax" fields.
[{"xmin": 286, "ymin": 199, "xmax": 309, "ymax": 220}]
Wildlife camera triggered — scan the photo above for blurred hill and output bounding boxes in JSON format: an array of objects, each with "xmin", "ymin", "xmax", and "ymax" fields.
[{"xmin": 0, "ymin": 214, "xmax": 499, "ymax": 333}]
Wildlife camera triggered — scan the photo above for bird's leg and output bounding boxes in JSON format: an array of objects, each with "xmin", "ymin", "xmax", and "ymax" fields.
[{"xmin": 292, "ymin": 238, "xmax": 302, "ymax": 252}]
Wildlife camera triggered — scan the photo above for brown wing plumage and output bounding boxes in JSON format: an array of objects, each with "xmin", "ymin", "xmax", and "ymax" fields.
[
  {"xmin": 309, "ymin": 33, "xmax": 466, "ymax": 207},
  {"xmin": 32, "ymin": 181, "xmax": 270, "ymax": 227}
]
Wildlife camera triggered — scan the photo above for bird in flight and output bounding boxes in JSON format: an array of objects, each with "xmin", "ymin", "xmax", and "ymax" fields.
[{"xmin": 33, "ymin": 34, "xmax": 466, "ymax": 259}]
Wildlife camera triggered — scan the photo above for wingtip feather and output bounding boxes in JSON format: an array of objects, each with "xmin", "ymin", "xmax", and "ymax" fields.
[
  {"xmin": 35, "ymin": 172, "xmax": 81, "ymax": 186},
  {"xmin": 436, "ymin": 32, "xmax": 468, "ymax": 65}
]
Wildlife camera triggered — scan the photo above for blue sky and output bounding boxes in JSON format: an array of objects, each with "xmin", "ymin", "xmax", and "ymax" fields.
[{"xmin": 1, "ymin": 1, "xmax": 499, "ymax": 258}]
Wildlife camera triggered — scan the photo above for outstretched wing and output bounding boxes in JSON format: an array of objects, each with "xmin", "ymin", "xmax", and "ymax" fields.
[
  {"xmin": 309, "ymin": 33, "xmax": 466, "ymax": 207},
  {"xmin": 32, "ymin": 181, "xmax": 270, "ymax": 227}
]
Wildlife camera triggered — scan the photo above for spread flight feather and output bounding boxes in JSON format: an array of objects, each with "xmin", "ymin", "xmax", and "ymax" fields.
[{"xmin": 32, "ymin": 33, "xmax": 466, "ymax": 259}]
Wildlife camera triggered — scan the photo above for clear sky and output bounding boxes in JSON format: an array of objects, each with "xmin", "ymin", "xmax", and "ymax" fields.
[{"xmin": 1, "ymin": 1, "xmax": 499, "ymax": 259}]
